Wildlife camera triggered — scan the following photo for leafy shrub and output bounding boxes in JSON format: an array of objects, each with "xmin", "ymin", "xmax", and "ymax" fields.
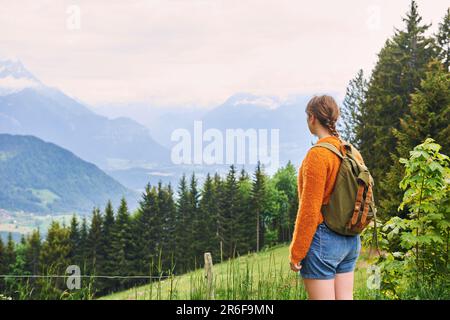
[{"xmin": 373, "ymin": 138, "xmax": 449, "ymax": 299}]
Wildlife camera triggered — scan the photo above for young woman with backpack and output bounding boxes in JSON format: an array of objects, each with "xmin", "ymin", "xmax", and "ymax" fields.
[{"xmin": 289, "ymin": 95, "xmax": 376, "ymax": 300}]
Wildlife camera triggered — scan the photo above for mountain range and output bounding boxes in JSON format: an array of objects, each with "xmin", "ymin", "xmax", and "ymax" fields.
[
  {"xmin": 0, "ymin": 134, "xmax": 137, "ymax": 214},
  {"xmin": 0, "ymin": 58, "xmax": 318, "ymax": 206},
  {"xmin": 0, "ymin": 58, "xmax": 170, "ymax": 172}
]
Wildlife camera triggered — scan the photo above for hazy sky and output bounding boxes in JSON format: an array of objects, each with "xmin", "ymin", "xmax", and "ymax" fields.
[{"xmin": 0, "ymin": 0, "xmax": 448, "ymax": 108}]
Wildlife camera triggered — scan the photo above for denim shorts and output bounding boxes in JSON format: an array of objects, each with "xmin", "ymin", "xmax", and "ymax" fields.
[{"xmin": 300, "ymin": 222, "xmax": 361, "ymax": 280}]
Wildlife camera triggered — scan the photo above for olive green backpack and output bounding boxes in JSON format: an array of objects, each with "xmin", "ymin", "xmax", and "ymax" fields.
[{"xmin": 311, "ymin": 140, "xmax": 378, "ymax": 237}]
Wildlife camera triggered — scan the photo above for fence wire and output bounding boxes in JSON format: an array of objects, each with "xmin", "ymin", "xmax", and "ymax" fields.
[{"xmin": 0, "ymin": 275, "xmax": 174, "ymax": 279}]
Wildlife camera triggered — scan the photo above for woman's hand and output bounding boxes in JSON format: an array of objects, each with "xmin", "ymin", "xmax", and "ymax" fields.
[{"xmin": 290, "ymin": 261, "xmax": 302, "ymax": 272}]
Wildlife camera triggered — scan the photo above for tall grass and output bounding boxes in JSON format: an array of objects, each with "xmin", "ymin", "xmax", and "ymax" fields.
[
  {"xmin": 9, "ymin": 244, "xmax": 444, "ymax": 300},
  {"xmin": 104, "ymin": 245, "xmax": 376, "ymax": 300}
]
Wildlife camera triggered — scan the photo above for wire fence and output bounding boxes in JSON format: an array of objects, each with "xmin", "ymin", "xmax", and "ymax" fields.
[{"xmin": 0, "ymin": 275, "xmax": 174, "ymax": 279}]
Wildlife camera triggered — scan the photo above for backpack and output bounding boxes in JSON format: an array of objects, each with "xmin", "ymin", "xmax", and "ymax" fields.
[{"xmin": 311, "ymin": 140, "xmax": 377, "ymax": 236}]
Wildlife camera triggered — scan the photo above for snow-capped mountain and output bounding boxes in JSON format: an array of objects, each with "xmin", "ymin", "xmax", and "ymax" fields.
[
  {"xmin": 0, "ymin": 58, "xmax": 41, "ymax": 95},
  {"xmin": 0, "ymin": 59, "xmax": 170, "ymax": 181}
]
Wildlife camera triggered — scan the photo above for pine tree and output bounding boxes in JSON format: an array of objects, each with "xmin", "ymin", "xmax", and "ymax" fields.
[
  {"xmin": 100, "ymin": 201, "xmax": 116, "ymax": 292},
  {"xmin": 394, "ymin": 61, "xmax": 450, "ymax": 162},
  {"xmin": 20, "ymin": 235, "xmax": 26, "ymax": 246},
  {"xmin": 251, "ymin": 162, "xmax": 267, "ymax": 252},
  {"xmin": 188, "ymin": 173, "xmax": 201, "ymax": 268},
  {"xmin": 0, "ymin": 238, "xmax": 5, "ymax": 292},
  {"xmin": 25, "ymin": 229, "xmax": 41, "ymax": 275},
  {"xmin": 0, "ymin": 238, "xmax": 4, "ymax": 269},
  {"xmin": 9, "ymin": 241, "xmax": 28, "ymax": 298},
  {"xmin": 235, "ymin": 168, "xmax": 253, "ymax": 255},
  {"xmin": 68, "ymin": 215, "xmax": 80, "ymax": 264},
  {"xmin": 340, "ymin": 69, "xmax": 367, "ymax": 147},
  {"xmin": 158, "ymin": 182, "xmax": 177, "ymax": 271},
  {"xmin": 198, "ymin": 173, "xmax": 221, "ymax": 262},
  {"xmin": 78, "ymin": 216, "xmax": 88, "ymax": 271},
  {"xmin": 134, "ymin": 184, "xmax": 162, "ymax": 276},
  {"xmin": 174, "ymin": 174, "xmax": 191, "ymax": 272},
  {"xmin": 382, "ymin": 60, "xmax": 450, "ymax": 222},
  {"xmin": 101, "ymin": 202, "xmax": 115, "ymax": 271},
  {"xmin": 217, "ymin": 165, "xmax": 240, "ymax": 259},
  {"xmin": 86, "ymin": 208, "xmax": 103, "ymax": 275},
  {"xmin": 436, "ymin": 8, "xmax": 450, "ymax": 70},
  {"xmin": 212, "ymin": 172, "xmax": 225, "ymax": 262},
  {"xmin": 112, "ymin": 198, "xmax": 133, "ymax": 289},
  {"xmin": 360, "ymin": 0, "xmax": 437, "ymax": 219},
  {"xmin": 4, "ymin": 233, "xmax": 16, "ymax": 274}
]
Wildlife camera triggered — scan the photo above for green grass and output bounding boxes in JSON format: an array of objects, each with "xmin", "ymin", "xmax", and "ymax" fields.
[
  {"xmin": 0, "ymin": 151, "xmax": 17, "ymax": 161},
  {"xmin": 29, "ymin": 188, "xmax": 60, "ymax": 206},
  {"xmin": 102, "ymin": 244, "xmax": 381, "ymax": 300}
]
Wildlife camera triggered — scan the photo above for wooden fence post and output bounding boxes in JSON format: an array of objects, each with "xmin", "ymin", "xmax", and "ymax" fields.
[{"xmin": 204, "ymin": 252, "xmax": 215, "ymax": 300}]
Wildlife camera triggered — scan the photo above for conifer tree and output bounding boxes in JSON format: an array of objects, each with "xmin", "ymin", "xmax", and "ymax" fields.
[
  {"xmin": 436, "ymin": 8, "xmax": 450, "ymax": 70},
  {"xmin": 217, "ymin": 165, "xmax": 240, "ymax": 259},
  {"xmin": 100, "ymin": 201, "xmax": 116, "ymax": 291},
  {"xmin": 134, "ymin": 184, "xmax": 162, "ymax": 276},
  {"xmin": 86, "ymin": 208, "xmax": 103, "ymax": 275},
  {"xmin": 68, "ymin": 215, "xmax": 80, "ymax": 264},
  {"xmin": 174, "ymin": 174, "xmax": 191, "ymax": 272},
  {"xmin": 188, "ymin": 173, "xmax": 202, "ymax": 267},
  {"xmin": 360, "ymin": 0, "xmax": 437, "ymax": 218},
  {"xmin": 198, "ymin": 173, "xmax": 220, "ymax": 262},
  {"xmin": 385, "ymin": 62, "xmax": 450, "ymax": 213},
  {"xmin": 0, "ymin": 238, "xmax": 5, "ymax": 292},
  {"xmin": 4, "ymin": 233, "xmax": 16, "ymax": 274},
  {"xmin": 112, "ymin": 198, "xmax": 133, "ymax": 289},
  {"xmin": 340, "ymin": 69, "xmax": 367, "ymax": 147},
  {"xmin": 78, "ymin": 216, "xmax": 88, "ymax": 270},
  {"xmin": 158, "ymin": 182, "xmax": 177, "ymax": 271},
  {"xmin": 212, "ymin": 172, "xmax": 225, "ymax": 262},
  {"xmin": 25, "ymin": 229, "xmax": 41, "ymax": 275},
  {"xmin": 251, "ymin": 162, "xmax": 267, "ymax": 251},
  {"xmin": 235, "ymin": 168, "xmax": 252, "ymax": 254}
]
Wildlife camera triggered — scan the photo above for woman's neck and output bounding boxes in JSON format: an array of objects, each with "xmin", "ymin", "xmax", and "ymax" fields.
[{"xmin": 316, "ymin": 132, "xmax": 333, "ymax": 140}]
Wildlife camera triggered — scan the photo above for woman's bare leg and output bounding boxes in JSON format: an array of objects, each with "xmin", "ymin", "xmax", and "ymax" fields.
[
  {"xmin": 335, "ymin": 272, "xmax": 354, "ymax": 300},
  {"xmin": 303, "ymin": 279, "xmax": 335, "ymax": 300}
]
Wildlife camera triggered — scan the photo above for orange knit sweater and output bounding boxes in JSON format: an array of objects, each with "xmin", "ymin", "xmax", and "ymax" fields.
[{"xmin": 289, "ymin": 136, "xmax": 364, "ymax": 265}]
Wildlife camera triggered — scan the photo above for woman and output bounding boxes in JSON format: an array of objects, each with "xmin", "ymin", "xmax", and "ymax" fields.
[{"xmin": 289, "ymin": 95, "xmax": 364, "ymax": 300}]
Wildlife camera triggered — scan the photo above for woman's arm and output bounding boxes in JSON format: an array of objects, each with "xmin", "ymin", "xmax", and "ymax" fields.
[{"xmin": 289, "ymin": 149, "xmax": 328, "ymax": 265}]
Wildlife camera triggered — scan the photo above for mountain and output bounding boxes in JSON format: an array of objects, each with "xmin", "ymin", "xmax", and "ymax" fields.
[
  {"xmin": 0, "ymin": 134, "xmax": 137, "ymax": 214},
  {"xmin": 0, "ymin": 58, "xmax": 170, "ymax": 174},
  {"xmin": 92, "ymin": 103, "xmax": 208, "ymax": 148},
  {"xmin": 94, "ymin": 93, "xmax": 318, "ymax": 185},
  {"xmin": 0, "ymin": 58, "xmax": 321, "ymax": 191},
  {"xmin": 199, "ymin": 93, "xmax": 315, "ymax": 169},
  {"xmin": 0, "ymin": 58, "xmax": 40, "ymax": 96}
]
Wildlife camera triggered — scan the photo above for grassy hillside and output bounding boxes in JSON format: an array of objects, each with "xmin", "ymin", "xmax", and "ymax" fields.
[
  {"xmin": 102, "ymin": 244, "xmax": 379, "ymax": 300},
  {"xmin": 0, "ymin": 134, "xmax": 137, "ymax": 214}
]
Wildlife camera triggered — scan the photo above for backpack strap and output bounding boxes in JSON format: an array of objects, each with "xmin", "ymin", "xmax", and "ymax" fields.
[
  {"xmin": 360, "ymin": 184, "xmax": 373, "ymax": 224},
  {"xmin": 349, "ymin": 182, "xmax": 365, "ymax": 226},
  {"xmin": 311, "ymin": 142, "xmax": 344, "ymax": 159}
]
